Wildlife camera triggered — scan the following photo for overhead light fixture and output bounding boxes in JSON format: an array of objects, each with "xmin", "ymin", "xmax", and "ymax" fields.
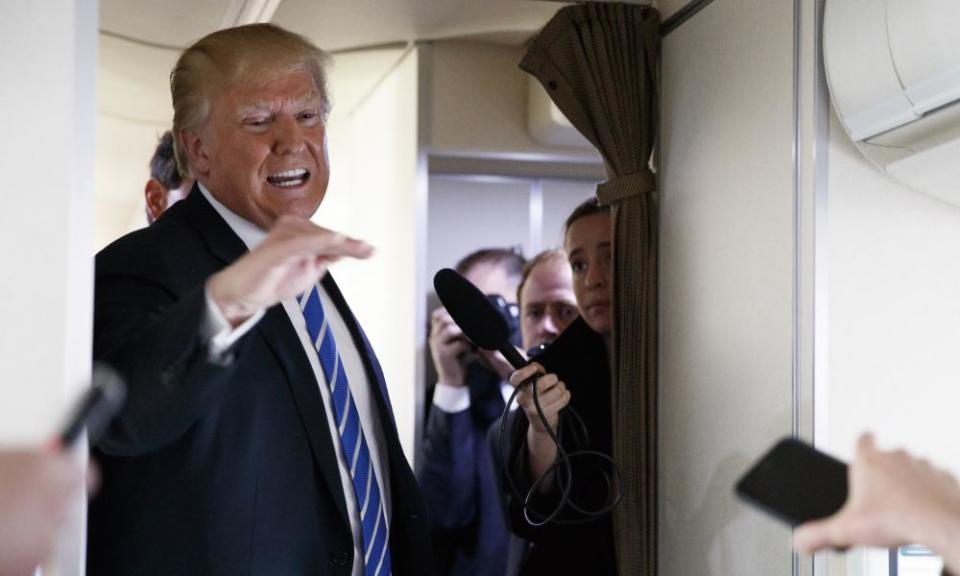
[{"xmin": 220, "ymin": 0, "xmax": 283, "ymax": 28}]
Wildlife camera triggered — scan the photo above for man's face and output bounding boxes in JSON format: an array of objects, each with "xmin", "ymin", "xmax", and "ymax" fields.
[
  {"xmin": 565, "ymin": 212, "xmax": 612, "ymax": 338},
  {"xmin": 184, "ymin": 68, "xmax": 330, "ymax": 229},
  {"xmin": 519, "ymin": 257, "xmax": 578, "ymax": 350},
  {"xmin": 464, "ymin": 262, "xmax": 519, "ymax": 304}
]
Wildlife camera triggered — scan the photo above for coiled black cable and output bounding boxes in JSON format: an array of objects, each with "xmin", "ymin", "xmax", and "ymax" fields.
[{"xmin": 498, "ymin": 368, "xmax": 623, "ymax": 527}]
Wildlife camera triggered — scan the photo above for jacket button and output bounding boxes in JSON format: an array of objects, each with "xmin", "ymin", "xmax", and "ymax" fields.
[{"xmin": 331, "ymin": 551, "xmax": 351, "ymax": 566}]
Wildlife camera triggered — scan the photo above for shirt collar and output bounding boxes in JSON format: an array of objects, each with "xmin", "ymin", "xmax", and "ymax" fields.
[{"xmin": 197, "ymin": 182, "xmax": 267, "ymax": 250}]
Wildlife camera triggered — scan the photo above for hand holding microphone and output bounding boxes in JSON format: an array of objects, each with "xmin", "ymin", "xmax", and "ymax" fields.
[
  {"xmin": 434, "ymin": 268, "xmax": 620, "ymax": 526},
  {"xmin": 510, "ymin": 363, "xmax": 570, "ymax": 435}
]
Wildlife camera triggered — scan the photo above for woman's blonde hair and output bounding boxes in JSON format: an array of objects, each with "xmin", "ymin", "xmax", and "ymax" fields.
[{"xmin": 170, "ymin": 23, "xmax": 331, "ymax": 177}]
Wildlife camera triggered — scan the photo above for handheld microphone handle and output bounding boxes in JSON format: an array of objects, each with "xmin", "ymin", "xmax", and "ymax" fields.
[{"xmin": 500, "ymin": 344, "xmax": 528, "ymax": 370}]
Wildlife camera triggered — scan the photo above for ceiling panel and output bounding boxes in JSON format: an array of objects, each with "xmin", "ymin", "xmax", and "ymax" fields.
[
  {"xmin": 100, "ymin": 0, "xmax": 564, "ymax": 52},
  {"xmin": 99, "ymin": 0, "xmax": 231, "ymax": 48},
  {"xmin": 97, "ymin": 0, "xmax": 675, "ymax": 53},
  {"xmin": 273, "ymin": 0, "xmax": 563, "ymax": 50}
]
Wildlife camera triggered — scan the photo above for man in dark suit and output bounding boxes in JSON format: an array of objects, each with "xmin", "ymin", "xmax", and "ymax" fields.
[
  {"xmin": 419, "ymin": 249, "xmax": 523, "ymax": 576},
  {"xmin": 88, "ymin": 23, "xmax": 434, "ymax": 576},
  {"xmin": 420, "ymin": 249, "xmax": 579, "ymax": 576}
]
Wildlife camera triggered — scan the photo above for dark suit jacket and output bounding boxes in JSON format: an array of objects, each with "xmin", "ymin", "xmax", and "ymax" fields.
[
  {"xmin": 489, "ymin": 319, "xmax": 617, "ymax": 576},
  {"xmin": 88, "ymin": 190, "xmax": 435, "ymax": 576},
  {"xmin": 418, "ymin": 363, "xmax": 514, "ymax": 576}
]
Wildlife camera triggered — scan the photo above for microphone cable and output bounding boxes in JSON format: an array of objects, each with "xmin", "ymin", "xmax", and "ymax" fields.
[{"xmin": 498, "ymin": 368, "xmax": 623, "ymax": 527}]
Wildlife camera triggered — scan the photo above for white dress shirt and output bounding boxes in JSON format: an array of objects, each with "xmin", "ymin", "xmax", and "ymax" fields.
[
  {"xmin": 432, "ymin": 381, "xmax": 517, "ymax": 414},
  {"xmin": 198, "ymin": 184, "xmax": 390, "ymax": 576}
]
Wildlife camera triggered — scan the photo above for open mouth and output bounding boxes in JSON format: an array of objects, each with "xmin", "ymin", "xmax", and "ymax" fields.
[{"xmin": 266, "ymin": 168, "xmax": 310, "ymax": 188}]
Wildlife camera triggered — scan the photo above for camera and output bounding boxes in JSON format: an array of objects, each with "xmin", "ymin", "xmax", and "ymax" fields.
[{"xmin": 486, "ymin": 294, "xmax": 521, "ymax": 347}]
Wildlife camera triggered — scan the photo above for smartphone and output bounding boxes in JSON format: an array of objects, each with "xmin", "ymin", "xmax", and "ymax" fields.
[
  {"xmin": 735, "ymin": 437, "xmax": 848, "ymax": 527},
  {"xmin": 57, "ymin": 363, "xmax": 127, "ymax": 450}
]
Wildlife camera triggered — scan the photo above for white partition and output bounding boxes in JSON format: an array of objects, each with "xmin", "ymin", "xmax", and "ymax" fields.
[
  {"xmin": 0, "ymin": 1, "xmax": 97, "ymax": 574},
  {"xmin": 659, "ymin": 0, "xmax": 799, "ymax": 573},
  {"xmin": 95, "ymin": 33, "xmax": 179, "ymax": 247},
  {"xmin": 316, "ymin": 47, "xmax": 424, "ymax": 461},
  {"xmin": 822, "ymin": 112, "xmax": 960, "ymax": 576}
]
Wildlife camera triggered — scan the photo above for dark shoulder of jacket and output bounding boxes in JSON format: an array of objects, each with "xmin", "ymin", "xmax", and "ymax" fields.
[{"xmin": 95, "ymin": 206, "xmax": 215, "ymax": 292}]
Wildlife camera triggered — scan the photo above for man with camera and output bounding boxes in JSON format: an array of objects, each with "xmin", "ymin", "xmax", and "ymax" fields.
[{"xmin": 419, "ymin": 248, "xmax": 525, "ymax": 576}]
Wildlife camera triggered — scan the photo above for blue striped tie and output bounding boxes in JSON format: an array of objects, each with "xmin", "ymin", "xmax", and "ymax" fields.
[{"xmin": 300, "ymin": 285, "xmax": 392, "ymax": 576}]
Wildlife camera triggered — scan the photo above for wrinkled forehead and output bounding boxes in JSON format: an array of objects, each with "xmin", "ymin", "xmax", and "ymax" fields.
[{"xmin": 232, "ymin": 89, "xmax": 324, "ymax": 115}]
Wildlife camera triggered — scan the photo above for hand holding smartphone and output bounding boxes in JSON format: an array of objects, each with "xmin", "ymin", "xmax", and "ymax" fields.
[{"xmin": 735, "ymin": 437, "xmax": 848, "ymax": 527}]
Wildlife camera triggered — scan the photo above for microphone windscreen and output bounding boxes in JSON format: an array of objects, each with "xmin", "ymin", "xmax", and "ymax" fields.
[{"xmin": 433, "ymin": 268, "xmax": 509, "ymax": 351}]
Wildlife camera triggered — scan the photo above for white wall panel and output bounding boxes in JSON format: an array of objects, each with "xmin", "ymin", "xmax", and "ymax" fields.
[
  {"xmin": 0, "ymin": 1, "xmax": 97, "ymax": 573},
  {"xmin": 426, "ymin": 176, "xmax": 531, "ymax": 276},
  {"xmin": 428, "ymin": 41, "xmax": 601, "ymax": 163},
  {"xmin": 825, "ymin": 111, "xmax": 960, "ymax": 482},
  {"xmin": 660, "ymin": 0, "xmax": 798, "ymax": 573},
  {"xmin": 317, "ymin": 47, "xmax": 423, "ymax": 461},
  {"xmin": 541, "ymin": 179, "xmax": 598, "ymax": 249}
]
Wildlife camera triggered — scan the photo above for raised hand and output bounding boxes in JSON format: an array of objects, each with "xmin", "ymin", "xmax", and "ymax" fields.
[
  {"xmin": 428, "ymin": 307, "xmax": 471, "ymax": 387},
  {"xmin": 796, "ymin": 433, "xmax": 960, "ymax": 573},
  {"xmin": 207, "ymin": 216, "xmax": 373, "ymax": 327}
]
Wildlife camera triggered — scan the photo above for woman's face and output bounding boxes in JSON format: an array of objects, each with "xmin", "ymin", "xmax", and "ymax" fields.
[{"xmin": 564, "ymin": 212, "xmax": 612, "ymax": 338}]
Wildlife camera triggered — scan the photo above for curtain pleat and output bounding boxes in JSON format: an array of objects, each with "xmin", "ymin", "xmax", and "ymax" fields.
[{"xmin": 520, "ymin": 4, "xmax": 660, "ymax": 574}]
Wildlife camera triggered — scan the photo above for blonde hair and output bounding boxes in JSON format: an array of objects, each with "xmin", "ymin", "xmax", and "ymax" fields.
[{"xmin": 170, "ymin": 23, "xmax": 331, "ymax": 176}]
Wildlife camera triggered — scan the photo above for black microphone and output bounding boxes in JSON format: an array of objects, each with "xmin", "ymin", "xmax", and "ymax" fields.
[
  {"xmin": 58, "ymin": 363, "xmax": 127, "ymax": 450},
  {"xmin": 433, "ymin": 268, "xmax": 528, "ymax": 369}
]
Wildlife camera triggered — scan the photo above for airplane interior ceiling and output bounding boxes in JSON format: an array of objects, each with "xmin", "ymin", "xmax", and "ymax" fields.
[{"xmin": 98, "ymin": 0, "xmax": 568, "ymax": 51}]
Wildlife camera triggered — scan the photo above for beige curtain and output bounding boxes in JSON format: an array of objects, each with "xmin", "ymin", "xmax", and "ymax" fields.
[{"xmin": 520, "ymin": 4, "xmax": 660, "ymax": 574}]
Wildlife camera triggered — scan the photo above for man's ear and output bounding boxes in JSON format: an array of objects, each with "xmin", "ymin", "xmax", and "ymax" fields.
[
  {"xmin": 144, "ymin": 178, "xmax": 167, "ymax": 223},
  {"xmin": 179, "ymin": 128, "xmax": 210, "ymax": 177}
]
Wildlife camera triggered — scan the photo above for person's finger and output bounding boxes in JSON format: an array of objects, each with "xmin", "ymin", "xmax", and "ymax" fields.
[
  {"xmin": 523, "ymin": 390, "xmax": 570, "ymax": 432},
  {"xmin": 443, "ymin": 338, "xmax": 470, "ymax": 357},
  {"xmin": 795, "ymin": 519, "xmax": 830, "ymax": 554},
  {"xmin": 509, "ymin": 363, "xmax": 543, "ymax": 388},
  {"xmin": 520, "ymin": 383, "xmax": 568, "ymax": 413},
  {"xmin": 438, "ymin": 322, "xmax": 463, "ymax": 340},
  {"xmin": 522, "ymin": 383, "xmax": 563, "ymax": 407},
  {"xmin": 529, "ymin": 392, "xmax": 569, "ymax": 420},
  {"xmin": 305, "ymin": 234, "xmax": 374, "ymax": 260},
  {"xmin": 271, "ymin": 225, "xmax": 374, "ymax": 261},
  {"xmin": 431, "ymin": 307, "xmax": 450, "ymax": 327},
  {"xmin": 795, "ymin": 514, "xmax": 850, "ymax": 554},
  {"xmin": 431, "ymin": 315, "xmax": 462, "ymax": 342},
  {"xmin": 531, "ymin": 373, "xmax": 561, "ymax": 395}
]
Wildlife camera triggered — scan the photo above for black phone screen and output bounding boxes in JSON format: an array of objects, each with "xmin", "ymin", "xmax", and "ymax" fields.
[{"xmin": 735, "ymin": 437, "xmax": 848, "ymax": 527}]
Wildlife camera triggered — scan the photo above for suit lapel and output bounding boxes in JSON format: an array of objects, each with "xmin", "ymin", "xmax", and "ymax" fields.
[
  {"xmin": 257, "ymin": 306, "xmax": 351, "ymax": 526},
  {"xmin": 177, "ymin": 189, "xmax": 351, "ymax": 525},
  {"xmin": 177, "ymin": 184, "xmax": 248, "ymax": 266}
]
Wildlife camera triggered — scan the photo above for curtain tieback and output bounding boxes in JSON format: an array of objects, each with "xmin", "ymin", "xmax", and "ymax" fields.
[{"xmin": 597, "ymin": 169, "xmax": 656, "ymax": 205}]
